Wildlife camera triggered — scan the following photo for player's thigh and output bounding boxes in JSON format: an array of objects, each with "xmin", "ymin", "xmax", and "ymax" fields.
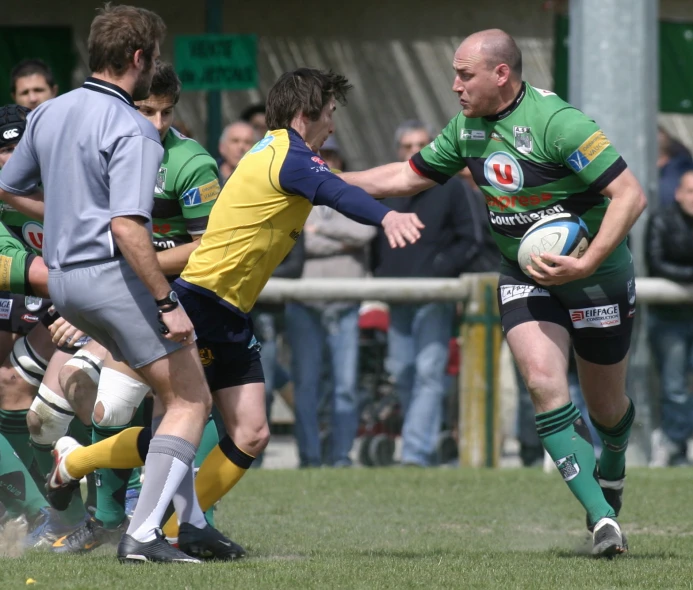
[
  {"xmin": 104, "ymin": 352, "xmax": 145, "ymax": 382},
  {"xmin": 25, "ymin": 322, "xmax": 57, "ymax": 362},
  {"xmin": 0, "ymin": 330, "xmax": 17, "ymax": 363},
  {"xmin": 41, "ymin": 349, "xmax": 75, "ymax": 394},
  {"xmin": 213, "ymin": 382, "xmax": 267, "ymax": 436}
]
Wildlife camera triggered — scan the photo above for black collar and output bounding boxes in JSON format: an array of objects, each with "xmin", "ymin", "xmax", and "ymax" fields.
[
  {"xmin": 484, "ymin": 82, "xmax": 526, "ymax": 122},
  {"xmin": 82, "ymin": 77, "xmax": 136, "ymax": 108}
]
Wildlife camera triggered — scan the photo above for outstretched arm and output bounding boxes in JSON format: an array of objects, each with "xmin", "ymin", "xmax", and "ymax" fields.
[
  {"xmin": 0, "ymin": 188, "xmax": 44, "ymax": 221},
  {"xmin": 340, "ymin": 161, "xmax": 436, "ymax": 198}
]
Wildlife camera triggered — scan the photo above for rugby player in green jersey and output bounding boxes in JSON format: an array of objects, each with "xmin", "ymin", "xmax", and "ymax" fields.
[
  {"xmin": 50, "ymin": 62, "xmax": 235, "ymax": 557},
  {"xmin": 341, "ymin": 29, "xmax": 647, "ymax": 557}
]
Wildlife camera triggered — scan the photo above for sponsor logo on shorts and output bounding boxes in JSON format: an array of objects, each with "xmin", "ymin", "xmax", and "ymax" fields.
[
  {"xmin": 499, "ymin": 284, "xmax": 550, "ymax": 304},
  {"xmin": 461, "ymin": 129, "xmax": 486, "ymax": 140},
  {"xmin": 22, "ymin": 221, "xmax": 43, "ymax": 252},
  {"xmin": 483, "ymin": 151, "xmax": 524, "ymax": 193},
  {"xmin": 569, "ymin": 304, "xmax": 621, "ymax": 329},
  {"xmin": 567, "ymin": 131, "xmax": 610, "ymax": 172},
  {"xmin": 627, "ymin": 278, "xmax": 636, "ymax": 305},
  {"xmin": 20, "ymin": 313, "xmax": 39, "ymax": 323},
  {"xmin": 555, "ymin": 453, "xmax": 580, "ymax": 481},
  {"xmin": 198, "ymin": 347, "xmax": 214, "ymax": 366},
  {"xmin": 0, "ymin": 298, "xmax": 13, "ymax": 320},
  {"xmin": 628, "ymin": 307, "xmax": 636, "ymax": 318},
  {"xmin": 24, "ymin": 296, "xmax": 43, "ymax": 312},
  {"xmin": 182, "ymin": 179, "xmax": 220, "ymax": 207}
]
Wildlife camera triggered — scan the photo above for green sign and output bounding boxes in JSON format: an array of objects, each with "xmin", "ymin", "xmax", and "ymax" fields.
[
  {"xmin": 553, "ymin": 16, "xmax": 693, "ymax": 114},
  {"xmin": 174, "ymin": 34, "xmax": 257, "ymax": 91}
]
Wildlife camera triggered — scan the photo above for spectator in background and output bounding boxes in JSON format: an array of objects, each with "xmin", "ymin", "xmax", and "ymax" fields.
[
  {"xmin": 646, "ymin": 169, "xmax": 693, "ymax": 467},
  {"xmin": 10, "ymin": 59, "xmax": 58, "ymax": 109},
  {"xmin": 217, "ymin": 120, "xmax": 255, "ymax": 185},
  {"xmin": 658, "ymin": 126, "xmax": 693, "ymax": 207},
  {"xmin": 173, "ymin": 119, "xmax": 195, "ymax": 138},
  {"xmin": 240, "ymin": 102, "xmax": 268, "ymax": 140},
  {"xmin": 286, "ymin": 137, "xmax": 374, "ymax": 467},
  {"xmin": 373, "ymin": 120, "xmax": 489, "ymax": 467}
]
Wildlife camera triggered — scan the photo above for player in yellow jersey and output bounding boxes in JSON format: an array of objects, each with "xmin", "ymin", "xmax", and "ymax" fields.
[{"xmin": 47, "ymin": 68, "xmax": 423, "ymax": 549}]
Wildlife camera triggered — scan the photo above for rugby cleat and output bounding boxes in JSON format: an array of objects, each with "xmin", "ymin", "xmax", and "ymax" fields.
[
  {"xmin": 586, "ymin": 475, "xmax": 625, "ymax": 532},
  {"xmin": 25, "ymin": 508, "xmax": 88, "ymax": 549},
  {"xmin": 52, "ymin": 516, "xmax": 127, "ymax": 554},
  {"xmin": 178, "ymin": 522, "xmax": 246, "ymax": 561},
  {"xmin": 117, "ymin": 529, "xmax": 201, "ymax": 564},
  {"xmin": 592, "ymin": 517, "xmax": 627, "ymax": 557},
  {"xmin": 45, "ymin": 436, "xmax": 83, "ymax": 512}
]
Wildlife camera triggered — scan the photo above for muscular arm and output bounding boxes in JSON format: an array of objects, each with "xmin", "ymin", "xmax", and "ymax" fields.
[
  {"xmin": 0, "ymin": 188, "xmax": 44, "ymax": 221},
  {"xmin": 580, "ymin": 168, "xmax": 647, "ymax": 272},
  {"xmin": 111, "ymin": 216, "xmax": 170, "ymax": 300},
  {"xmin": 340, "ymin": 162, "xmax": 436, "ymax": 198},
  {"xmin": 27, "ymin": 256, "xmax": 49, "ymax": 298},
  {"xmin": 156, "ymin": 234, "xmax": 201, "ymax": 276}
]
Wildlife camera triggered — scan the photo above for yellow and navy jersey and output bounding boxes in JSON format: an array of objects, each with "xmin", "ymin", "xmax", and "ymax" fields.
[{"xmin": 178, "ymin": 128, "xmax": 389, "ymax": 315}]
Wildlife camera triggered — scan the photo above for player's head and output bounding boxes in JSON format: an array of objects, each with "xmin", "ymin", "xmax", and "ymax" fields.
[
  {"xmin": 136, "ymin": 62, "xmax": 180, "ymax": 141},
  {"xmin": 0, "ymin": 104, "xmax": 29, "ymax": 168},
  {"xmin": 394, "ymin": 120, "xmax": 434, "ymax": 162},
  {"xmin": 218, "ymin": 121, "xmax": 255, "ymax": 170},
  {"xmin": 452, "ymin": 29, "xmax": 523, "ymax": 118},
  {"xmin": 675, "ymin": 170, "xmax": 693, "ymax": 216},
  {"xmin": 240, "ymin": 102, "xmax": 268, "ymax": 140},
  {"xmin": 88, "ymin": 3, "xmax": 166, "ymax": 101},
  {"xmin": 266, "ymin": 68, "xmax": 353, "ymax": 152},
  {"xmin": 10, "ymin": 59, "xmax": 58, "ymax": 110}
]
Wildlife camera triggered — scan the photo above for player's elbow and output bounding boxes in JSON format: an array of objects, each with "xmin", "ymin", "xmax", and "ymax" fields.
[{"xmin": 635, "ymin": 188, "xmax": 648, "ymax": 215}]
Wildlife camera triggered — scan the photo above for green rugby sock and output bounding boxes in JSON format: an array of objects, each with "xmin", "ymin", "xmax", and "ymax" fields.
[
  {"xmin": 537, "ymin": 402, "xmax": 615, "ymax": 527},
  {"xmin": 196, "ymin": 418, "xmax": 220, "ymax": 526},
  {"xmin": 0, "ymin": 432, "xmax": 47, "ymax": 520},
  {"xmin": 590, "ymin": 399, "xmax": 634, "ymax": 481},
  {"xmin": 0, "ymin": 409, "xmax": 34, "ymax": 470},
  {"xmin": 92, "ymin": 421, "xmax": 132, "ymax": 528}
]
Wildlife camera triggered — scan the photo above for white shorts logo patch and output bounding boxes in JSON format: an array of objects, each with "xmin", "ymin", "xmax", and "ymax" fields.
[
  {"xmin": 0, "ymin": 298, "xmax": 12, "ymax": 320},
  {"xmin": 569, "ymin": 304, "xmax": 620, "ymax": 329},
  {"xmin": 24, "ymin": 296, "xmax": 43, "ymax": 312},
  {"xmin": 500, "ymin": 285, "xmax": 550, "ymax": 305}
]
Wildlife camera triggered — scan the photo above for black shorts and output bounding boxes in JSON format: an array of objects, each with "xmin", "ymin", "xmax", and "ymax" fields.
[
  {"xmin": 0, "ymin": 292, "xmax": 52, "ymax": 336},
  {"xmin": 496, "ymin": 258, "xmax": 636, "ymax": 365},
  {"xmin": 173, "ymin": 282, "xmax": 264, "ymax": 391}
]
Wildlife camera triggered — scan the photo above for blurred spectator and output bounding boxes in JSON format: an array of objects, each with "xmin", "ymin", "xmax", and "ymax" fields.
[
  {"xmin": 646, "ymin": 169, "xmax": 693, "ymax": 467},
  {"xmin": 10, "ymin": 59, "xmax": 58, "ymax": 109},
  {"xmin": 285, "ymin": 137, "xmax": 374, "ymax": 467},
  {"xmin": 218, "ymin": 120, "xmax": 255, "ymax": 185},
  {"xmin": 658, "ymin": 126, "xmax": 693, "ymax": 207},
  {"xmin": 173, "ymin": 119, "xmax": 195, "ymax": 138},
  {"xmin": 240, "ymin": 102, "xmax": 268, "ymax": 140},
  {"xmin": 319, "ymin": 136, "xmax": 345, "ymax": 171},
  {"xmin": 372, "ymin": 120, "xmax": 489, "ymax": 467}
]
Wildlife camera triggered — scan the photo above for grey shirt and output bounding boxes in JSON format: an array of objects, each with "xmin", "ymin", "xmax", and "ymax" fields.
[{"xmin": 0, "ymin": 77, "xmax": 163, "ymax": 270}]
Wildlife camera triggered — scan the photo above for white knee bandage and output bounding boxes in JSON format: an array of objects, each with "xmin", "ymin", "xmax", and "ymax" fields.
[
  {"xmin": 11, "ymin": 337, "xmax": 49, "ymax": 387},
  {"xmin": 64, "ymin": 349, "xmax": 104, "ymax": 385},
  {"xmin": 94, "ymin": 367, "xmax": 150, "ymax": 427},
  {"xmin": 29, "ymin": 384, "xmax": 74, "ymax": 445}
]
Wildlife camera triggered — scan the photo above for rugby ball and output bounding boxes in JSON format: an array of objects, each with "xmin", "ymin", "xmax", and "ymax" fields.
[{"xmin": 517, "ymin": 212, "xmax": 590, "ymax": 277}]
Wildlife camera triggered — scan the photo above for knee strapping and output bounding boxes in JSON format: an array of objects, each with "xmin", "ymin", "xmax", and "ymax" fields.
[
  {"xmin": 10, "ymin": 337, "xmax": 49, "ymax": 387},
  {"xmin": 93, "ymin": 367, "xmax": 150, "ymax": 427},
  {"xmin": 29, "ymin": 384, "xmax": 74, "ymax": 445},
  {"xmin": 64, "ymin": 349, "xmax": 104, "ymax": 385}
]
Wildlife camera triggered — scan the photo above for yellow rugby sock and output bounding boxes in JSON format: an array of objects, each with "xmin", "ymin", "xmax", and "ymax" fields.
[
  {"xmin": 65, "ymin": 426, "xmax": 149, "ymax": 479},
  {"xmin": 162, "ymin": 436, "xmax": 254, "ymax": 538}
]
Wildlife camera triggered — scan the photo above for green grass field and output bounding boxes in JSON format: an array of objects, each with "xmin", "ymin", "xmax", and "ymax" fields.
[{"xmin": 1, "ymin": 467, "xmax": 692, "ymax": 589}]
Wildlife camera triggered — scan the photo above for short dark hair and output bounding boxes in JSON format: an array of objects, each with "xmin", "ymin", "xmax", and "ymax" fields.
[
  {"xmin": 88, "ymin": 3, "xmax": 166, "ymax": 77},
  {"xmin": 265, "ymin": 68, "xmax": 353, "ymax": 130},
  {"xmin": 149, "ymin": 62, "xmax": 181, "ymax": 104},
  {"xmin": 10, "ymin": 59, "xmax": 56, "ymax": 94},
  {"xmin": 482, "ymin": 30, "xmax": 523, "ymax": 77},
  {"xmin": 240, "ymin": 102, "xmax": 266, "ymax": 122}
]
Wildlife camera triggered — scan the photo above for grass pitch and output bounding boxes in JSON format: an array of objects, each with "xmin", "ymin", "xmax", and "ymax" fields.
[{"xmin": 1, "ymin": 467, "xmax": 691, "ymax": 589}]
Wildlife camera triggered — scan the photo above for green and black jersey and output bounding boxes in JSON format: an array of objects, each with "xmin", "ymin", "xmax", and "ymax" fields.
[
  {"xmin": 412, "ymin": 83, "xmax": 629, "ymax": 273},
  {"xmin": 152, "ymin": 127, "xmax": 220, "ymax": 252},
  {"xmin": 0, "ymin": 198, "xmax": 43, "ymax": 255}
]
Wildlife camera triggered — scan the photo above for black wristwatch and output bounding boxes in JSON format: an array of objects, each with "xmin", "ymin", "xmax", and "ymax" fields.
[{"xmin": 155, "ymin": 290, "xmax": 179, "ymax": 312}]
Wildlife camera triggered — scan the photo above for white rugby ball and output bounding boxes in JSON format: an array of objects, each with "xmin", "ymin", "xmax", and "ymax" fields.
[{"xmin": 517, "ymin": 212, "xmax": 590, "ymax": 277}]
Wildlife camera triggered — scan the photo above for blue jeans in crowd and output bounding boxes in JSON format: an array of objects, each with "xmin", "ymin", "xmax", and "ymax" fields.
[
  {"xmin": 649, "ymin": 313, "xmax": 693, "ymax": 444},
  {"xmin": 387, "ymin": 302, "xmax": 455, "ymax": 466},
  {"xmin": 285, "ymin": 303, "xmax": 361, "ymax": 467}
]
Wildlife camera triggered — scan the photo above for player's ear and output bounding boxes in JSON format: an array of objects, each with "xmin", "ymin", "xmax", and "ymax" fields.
[
  {"xmin": 51, "ymin": 85, "xmax": 59, "ymax": 98},
  {"xmin": 496, "ymin": 63, "xmax": 511, "ymax": 87},
  {"xmin": 132, "ymin": 49, "xmax": 145, "ymax": 71}
]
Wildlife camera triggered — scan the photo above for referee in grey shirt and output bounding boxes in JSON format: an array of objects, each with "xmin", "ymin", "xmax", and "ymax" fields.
[{"xmin": 0, "ymin": 5, "xmax": 224, "ymax": 564}]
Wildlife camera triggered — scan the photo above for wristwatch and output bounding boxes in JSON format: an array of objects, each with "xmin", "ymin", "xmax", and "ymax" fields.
[{"xmin": 156, "ymin": 290, "xmax": 179, "ymax": 311}]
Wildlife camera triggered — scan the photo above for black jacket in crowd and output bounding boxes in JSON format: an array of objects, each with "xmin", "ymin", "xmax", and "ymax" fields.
[
  {"xmin": 372, "ymin": 175, "xmax": 497, "ymax": 278},
  {"xmin": 646, "ymin": 202, "xmax": 693, "ymax": 282}
]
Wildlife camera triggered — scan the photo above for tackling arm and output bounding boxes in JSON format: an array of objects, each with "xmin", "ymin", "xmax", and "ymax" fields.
[{"xmin": 340, "ymin": 161, "xmax": 436, "ymax": 198}]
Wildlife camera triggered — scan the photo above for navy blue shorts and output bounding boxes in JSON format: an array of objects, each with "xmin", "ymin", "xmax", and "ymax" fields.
[{"xmin": 172, "ymin": 281, "xmax": 264, "ymax": 391}]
